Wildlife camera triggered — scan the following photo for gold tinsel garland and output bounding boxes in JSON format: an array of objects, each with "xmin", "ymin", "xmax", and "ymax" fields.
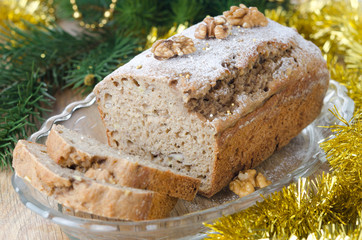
[
  {"xmin": 207, "ymin": 0, "xmax": 362, "ymax": 239},
  {"xmin": 145, "ymin": 23, "xmax": 189, "ymax": 49},
  {"xmin": 0, "ymin": 0, "xmax": 54, "ymax": 30}
]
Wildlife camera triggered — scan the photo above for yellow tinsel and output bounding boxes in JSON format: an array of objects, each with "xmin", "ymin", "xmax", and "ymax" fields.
[
  {"xmin": 329, "ymin": 61, "xmax": 362, "ymax": 115},
  {"xmin": 207, "ymin": 111, "xmax": 362, "ymax": 239},
  {"xmin": 145, "ymin": 23, "xmax": 189, "ymax": 49},
  {"xmin": 208, "ymin": 0, "xmax": 362, "ymax": 239},
  {"xmin": 0, "ymin": 0, "xmax": 54, "ymax": 30},
  {"xmin": 266, "ymin": 0, "xmax": 362, "ymax": 71}
]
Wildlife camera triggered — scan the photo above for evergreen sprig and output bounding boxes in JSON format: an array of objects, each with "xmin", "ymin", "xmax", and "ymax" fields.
[
  {"xmin": 55, "ymin": 0, "xmax": 289, "ymax": 32},
  {"xmin": 0, "ymin": 21, "xmax": 138, "ymax": 168},
  {"xmin": 0, "ymin": 68, "xmax": 52, "ymax": 169},
  {"xmin": 170, "ymin": 0, "xmax": 204, "ymax": 25},
  {"xmin": 64, "ymin": 31, "xmax": 141, "ymax": 94},
  {"xmin": 115, "ymin": 0, "xmax": 167, "ymax": 35},
  {"xmin": 0, "ymin": 21, "xmax": 99, "ymax": 88},
  {"xmin": 211, "ymin": 0, "xmax": 290, "ymax": 14}
]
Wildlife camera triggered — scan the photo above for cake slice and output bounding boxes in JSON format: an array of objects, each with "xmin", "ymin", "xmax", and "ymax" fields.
[
  {"xmin": 13, "ymin": 140, "xmax": 177, "ymax": 221},
  {"xmin": 93, "ymin": 16, "xmax": 329, "ymax": 197},
  {"xmin": 46, "ymin": 124, "xmax": 200, "ymax": 201}
]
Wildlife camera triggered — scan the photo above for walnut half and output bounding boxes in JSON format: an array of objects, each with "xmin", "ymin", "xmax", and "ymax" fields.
[
  {"xmin": 194, "ymin": 16, "xmax": 230, "ymax": 40},
  {"xmin": 229, "ymin": 169, "xmax": 271, "ymax": 198},
  {"xmin": 223, "ymin": 4, "xmax": 268, "ymax": 28},
  {"xmin": 151, "ymin": 35, "xmax": 196, "ymax": 60}
]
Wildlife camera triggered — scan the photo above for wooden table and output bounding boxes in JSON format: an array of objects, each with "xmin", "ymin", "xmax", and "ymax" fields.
[
  {"xmin": 0, "ymin": 169, "xmax": 69, "ymax": 240},
  {"xmin": 0, "ymin": 90, "xmax": 83, "ymax": 240}
]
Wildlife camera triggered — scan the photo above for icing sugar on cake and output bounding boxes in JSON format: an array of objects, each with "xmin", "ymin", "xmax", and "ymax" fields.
[{"xmin": 108, "ymin": 20, "xmax": 319, "ymax": 100}]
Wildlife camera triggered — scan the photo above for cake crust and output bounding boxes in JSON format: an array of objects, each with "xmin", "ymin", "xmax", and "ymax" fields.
[
  {"xmin": 13, "ymin": 140, "xmax": 177, "ymax": 220},
  {"xmin": 46, "ymin": 124, "xmax": 200, "ymax": 201},
  {"xmin": 208, "ymin": 65, "xmax": 327, "ymax": 197}
]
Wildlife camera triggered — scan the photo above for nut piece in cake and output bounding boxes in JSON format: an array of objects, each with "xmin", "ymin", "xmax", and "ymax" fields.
[
  {"xmin": 223, "ymin": 4, "xmax": 268, "ymax": 28},
  {"xmin": 151, "ymin": 35, "xmax": 196, "ymax": 60},
  {"xmin": 229, "ymin": 169, "xmax": 271, "ymax": 198},
  {"xmin": 195, "ymin": 16, "xmax": 230, "ymax": 39}
]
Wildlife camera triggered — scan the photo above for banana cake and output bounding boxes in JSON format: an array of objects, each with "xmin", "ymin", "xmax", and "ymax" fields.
[{"xmin": 94, "ymin": 11, "xmax": 329, "ymax": 197}]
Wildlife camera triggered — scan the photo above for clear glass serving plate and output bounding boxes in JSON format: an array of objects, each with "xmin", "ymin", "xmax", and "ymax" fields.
[{"xmin": 12, "ymin": 80, "xmax": 354, "ymax": 240}]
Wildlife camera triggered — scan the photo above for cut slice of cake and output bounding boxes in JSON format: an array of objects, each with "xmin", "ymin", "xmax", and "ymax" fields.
[
  {"xmin": 46, "ymin": 124, "xmax": 200, "ymax": 201},
  {"xmin": 13, "ymin": 140, "xmax": 177, "ymax": 220}
]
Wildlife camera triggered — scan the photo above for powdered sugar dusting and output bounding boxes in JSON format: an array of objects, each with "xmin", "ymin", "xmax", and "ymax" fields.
[{"xmin": 106, "ymin": 20, "xmax": 321, "ymax": 99}]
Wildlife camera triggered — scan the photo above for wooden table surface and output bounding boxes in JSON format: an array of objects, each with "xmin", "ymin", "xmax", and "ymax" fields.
[{"xmin": 0, "ymin": 90, "xmax": 331, "ymax": 240}]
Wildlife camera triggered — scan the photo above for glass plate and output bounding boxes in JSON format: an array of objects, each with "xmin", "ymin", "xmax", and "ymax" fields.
[{"xmin": 12, "ymin": 80, "xmax": 354, "ymax": 240}]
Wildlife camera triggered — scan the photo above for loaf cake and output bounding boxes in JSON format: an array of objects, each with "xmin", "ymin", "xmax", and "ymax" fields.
[
  {"xmin": 13, "ymin": 140, "xmax": 177, "ymax": 220},
  {"xmin": 46, "ymin": 124, "xmax": 200, "ymax": 201},
  {"xmin": 94, "ymin": 11, "xmax": 329, "ymax": 197}
]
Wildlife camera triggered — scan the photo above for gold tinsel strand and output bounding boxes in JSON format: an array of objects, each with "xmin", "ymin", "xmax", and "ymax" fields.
[
  {"xmin": 145, "ymin": 23, "xmax": 189, "ymax": 49},
  {"xmin": 208, "ymin": 0, "xmax": 362, "ymax": 239},
  {"xmin": 0, "ymin": 0, "xmax": 54, "ymax": 30},
  {"xmin": 320, "ymin": 108, "xmax": 362, "ymax": 197},
  {"xmin": 328, "ymin": 61, "xmax": 362, "ymax": 115},
  {"xmin": 266, "ymin": 0, "xmax": 362, "ymax": 71},
  {"xmin": 207, "ymin": 172, "xmax": 361, "ymax": 239}
]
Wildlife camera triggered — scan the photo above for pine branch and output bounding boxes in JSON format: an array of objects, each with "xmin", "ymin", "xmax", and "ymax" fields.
[
  {"xmin": 64, "ymin": 31, "xmax": 141, "ymax": 94},
  {"xmin": 0, "ymin": 68, "xmax": 52, "ymax": 169},
  {"xmin": 0, "ymin": 21, "xmax": 100, "ymax": 88},
  {"xmin": 114, "ymin": 0, "xmax": 167, "ymax": 34},
  {"xmin": 0, "ymin": 20, "xmax": 138, "ymax": 169},
  {"xmin": 170, "ymin": 0, "xmax": 204, "ymax": 24},
  {"xmin": 210, "ymin": 0, "xmax": 290, "ymax": 14},
  {"xmin": 53, "ymin": 0, "xmax": 291, "ymax": 41},
  {"xmin": 56, "ymin": 0, "xmax": 169, "ymax": 33}
]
